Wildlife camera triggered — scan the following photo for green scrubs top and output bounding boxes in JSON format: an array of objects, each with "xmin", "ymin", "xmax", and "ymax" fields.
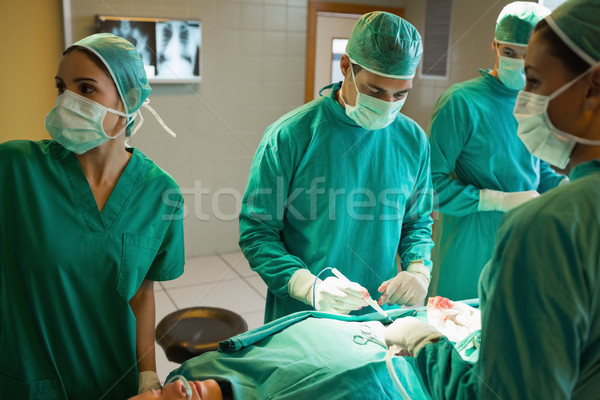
[
  {"xmin": 415, "ymin": 159, "xmax": 600, "ymax": 399},
  {"xmin": 239, "ymin": 82, "xmax": 434, "ymax": 323},
  {"xmin": 168, "ymin": 310, "xmax": 433, "ymax": 400},
  {"xmin": 428, "ymin": 70, "xmax": 564, "ymax": 301},
  {"xmin": 0, "ymin": 140, "xmax": 185, "ymax": 399}
]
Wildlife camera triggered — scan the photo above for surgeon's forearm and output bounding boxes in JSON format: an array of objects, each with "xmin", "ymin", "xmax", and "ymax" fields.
[{"xmin": 130, "ymin": 279, "xmax": 157, "ymax": 372}]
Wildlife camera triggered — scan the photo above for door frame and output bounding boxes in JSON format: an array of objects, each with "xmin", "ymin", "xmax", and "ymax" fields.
[{"xmin": 304, "ymin": 1, "xmax": 404, "ymax": 103}]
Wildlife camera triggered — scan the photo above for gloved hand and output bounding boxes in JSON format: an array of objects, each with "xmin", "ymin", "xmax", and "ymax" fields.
[
  {"xmin": 384, "ymin": 316, "xmax": 442, "ymax": 356},
  {"xmin": 288, "ymin": 268, "xmax": 368, "ymax": 314},
  {"xmin": 479, "ymin": 189, "xmax": 540, "ymax": 212},
  {"xmin": 377, "ymin": 261, "xmax": 430, "ymax": 306},
  {"xmin": 138, "ymin": 370, "xmax": 161, "ymax": 394}
]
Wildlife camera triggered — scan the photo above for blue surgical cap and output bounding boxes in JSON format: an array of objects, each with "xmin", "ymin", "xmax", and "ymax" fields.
[
  {"xmin": 495, "ymin": 2, "xmax": 550, "ymax": 46},
  {"xmin": 346, "ymin": 11, "xmax": 422, "ymax": 79},
  {"xmin": 546, "ymin": 0, "xmax": 600, "ymax": 65},
  {"xmin": 68, "ymin": 33, "xmax": 152, "ymax": 116}
]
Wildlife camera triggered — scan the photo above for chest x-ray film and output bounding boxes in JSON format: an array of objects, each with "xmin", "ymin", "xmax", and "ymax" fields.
[{"xmin": 95, "ymin": 16, "xmax": 201, "ymax": 83}]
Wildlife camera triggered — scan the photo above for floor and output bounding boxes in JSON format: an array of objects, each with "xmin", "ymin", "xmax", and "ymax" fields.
[{"xmin": 154, "ymin": 251, "xmax": 267, "ymax": 381}]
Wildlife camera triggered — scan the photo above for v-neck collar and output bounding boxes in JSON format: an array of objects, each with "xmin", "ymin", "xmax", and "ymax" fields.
[{"xmin": 53, "ymin": 143, "xmax": 146, "ymax": 232}]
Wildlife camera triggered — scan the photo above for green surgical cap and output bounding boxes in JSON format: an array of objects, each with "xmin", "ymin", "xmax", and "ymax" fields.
[
  {"xmin": 346, "ymin": 11, "xmax": 422, "ymax": 79},
  {"xmin": 495, "ymin": 2, "xmax": 550, "ymax": 46},
  {"xmin": 546, "ymin": 0, "xmax": 600, "ymax": 65},
  {"xmin": 68, "ymin": 33, "xmax": 152, "ymax": 115}
]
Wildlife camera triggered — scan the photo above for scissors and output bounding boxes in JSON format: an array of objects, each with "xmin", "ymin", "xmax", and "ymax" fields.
[{"xmin": 353, "ymin": 323, "xmax": 387, "ymax": 348}]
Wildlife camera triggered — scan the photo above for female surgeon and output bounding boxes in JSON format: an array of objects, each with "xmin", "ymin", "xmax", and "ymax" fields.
[
  {"xmin": 384, "ymin": 0, "xmax": 600, "ymax": 398},
  {"xmin": 427, "ymin": 1, "xmax": 568, "ymax": 301},
  {"xmin": 0, "ymin": 34, "xmax": 184, "ymax": 398}
]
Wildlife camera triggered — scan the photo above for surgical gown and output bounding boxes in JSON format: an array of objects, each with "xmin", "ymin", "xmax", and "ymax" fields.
[
  {"xmin": 0, "ymin": 140, "xmax": 185, "ymax": 399},
  {"xmin": 168, "ymin": 310, "xmax": 432, "ymax": 399},
  {"xmin": 414, "ymin": 159, "xmax": 600, "ymax": 399},
  {"xmin": 239, "ymin": 82, "xmax": 434, "ymax": 323},
  {"xmin": 428, "ymin": 69, "xmax": 564, "ymax": 301}
]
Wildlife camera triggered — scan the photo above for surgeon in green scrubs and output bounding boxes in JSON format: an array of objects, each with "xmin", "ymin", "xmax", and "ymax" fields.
[
  {"xmin": 428, "ymin": 2, "xmax": 567, "ymax": 301},
  {"xmin": 385, "ymin": 1, "xmax": 600, "ymax": 398},
  {"xmin": 239, "ymin": 12, "xmax": 434, "ymax": 323},
  {"xmin": 0, "ymin": 34, "xmax": 184, "ymax": 398}
]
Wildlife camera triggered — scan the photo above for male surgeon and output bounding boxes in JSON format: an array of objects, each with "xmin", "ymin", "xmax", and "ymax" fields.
[
  {"xmin": 239, "ymin": 12, "xmax": 434, "ymax": 323},
  {"xmin": 427, "ymin": 2, "xmax": 567, "ymax": 301}
]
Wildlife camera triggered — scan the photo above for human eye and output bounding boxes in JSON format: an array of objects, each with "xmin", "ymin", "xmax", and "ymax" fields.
[
  {"xmin": 502, "ymin": 48, "xmax": 516, "ymax": 57},
  {"xmin": 79, "ymin": 83, "xmax": 95, "ymax": 95},
  {"xmin": 524, "ymin": 76, "xmax": 540, "ymax": 91},
  {"xmin": 55, "ymin": 80, "xmax": 65, "ymax": 94}
]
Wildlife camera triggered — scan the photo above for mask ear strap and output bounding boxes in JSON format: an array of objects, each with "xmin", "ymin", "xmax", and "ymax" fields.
[{"xmin": 141, "ymin": 99, "xmax": 177, "ymax": 138}]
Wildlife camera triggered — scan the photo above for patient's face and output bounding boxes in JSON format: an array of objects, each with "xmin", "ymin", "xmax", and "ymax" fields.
[{"xmin": 131, "ymin": 379, "xmax": 222, "ymax": 400}]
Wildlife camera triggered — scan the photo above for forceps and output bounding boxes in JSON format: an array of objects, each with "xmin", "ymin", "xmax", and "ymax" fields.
[{"xmin": 353, "ymin": 323, "xmax": 387, "ymax": 348}]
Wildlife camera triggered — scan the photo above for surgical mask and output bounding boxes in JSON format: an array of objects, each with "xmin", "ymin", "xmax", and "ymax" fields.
[
  {"xmin": 45, "ymin": 90, "xmax": 135, "ymax": 154},
  {"xmin": 514, "ymin": 63, "xmax": 600, "ymax": 169},
  {"xmin": 497, "ymin": 55, "xmax": 526, "ymax": 90},
  {"xmin": 341, "ymin": 67, "xmax": 406, "ymax": 130}
]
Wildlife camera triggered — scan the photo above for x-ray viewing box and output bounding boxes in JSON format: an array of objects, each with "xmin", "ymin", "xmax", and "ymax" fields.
[{"xmin": 95, "ymin": 15, "xmax": 202, "ymax": 84}]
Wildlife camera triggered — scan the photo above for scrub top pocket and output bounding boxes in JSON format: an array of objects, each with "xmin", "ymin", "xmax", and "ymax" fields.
[
  {"xmin": 0, "ymin": 373, "xmax": 60, "ymax": 400},
  {"xmin": 119, "ymin": 233, "xmax": 161, "ymax": 299}
]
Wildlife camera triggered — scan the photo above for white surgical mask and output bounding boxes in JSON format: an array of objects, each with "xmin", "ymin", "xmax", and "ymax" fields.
[
  {"xmin": 341, "ymin": 67, "xmax": 406, "ymax": 130},
  {"xmin": 497, "ymin": 55, "xmax": 526, "ymax": 90},
  {"xmin": 45, "ymin": 90, "xmax": 135, "ymax": 154},
  {"xmin": 514, "ymin": 63, "xmax": 600, "ymax": 169}
]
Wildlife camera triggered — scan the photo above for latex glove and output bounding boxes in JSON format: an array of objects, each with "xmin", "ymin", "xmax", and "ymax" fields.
[
  {"xmin": 384, "ymin": 316, "xmax": 442, "ymax": 356},
  {"xmin": 138, "ymin": 371, "xmax": 161, "ymax": 394},
  {"xmin": 479, "ymin": 189, "xmax": 540, "ymax": 212},
  {"xmin": 378, "ymin": 261, "xmax": 430, "ymax": 306},
  {"xmin": 288, "ymin": 268, "xmax": 368, "ymax": 314}
]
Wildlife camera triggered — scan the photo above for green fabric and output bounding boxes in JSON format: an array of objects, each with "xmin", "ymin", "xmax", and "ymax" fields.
[
  {"xmin": 72, "ymin": 33, "xmax": 151, "ymax": 115},
  {"xmin": 495, "ymin": 1, "xmax": 550, "ymax": 45},
  {"xmin": 239, "ymin": 82, "xmax": 434, "ymax": 323},
  {"xmin": 346, "ymin": 11, "xmax": 422, "ymax": 79},
  {"xmin": 427, "ymin": 70, "xmax": 565, "ymax": 301},
  {"xmin": 168, "ymin": 311, "xmax": 431, "ymax": 400},
  {"xmin": 548, "ymin": 0, "xmax": 600, "ymax": 64},
  {"xmin": 0, "ymin": 140, "xmax": 184, "ymax": 399},
  {"xmin": 415, "ymin": 159, "xmax": 600, "ymax": 399}
]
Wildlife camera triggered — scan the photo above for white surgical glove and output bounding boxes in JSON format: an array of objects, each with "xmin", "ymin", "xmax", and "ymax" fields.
[
  {"xmin": 479, "ymin": 189, "xmax": 540, "ymax": 212},
  {"xmin": 384, "ymin": 316, "xmax": 442, "ymax": 356},
  {"xmin": 288, "ymin": 269, "xmax": 368, "ymax": 314},
  {"xmin": 377, "ymin": 261, "xmax": 430, "ymax": 306},
  {"xmin": 138, "ymin": 371, "xmax": 161, "ymax": 394}
]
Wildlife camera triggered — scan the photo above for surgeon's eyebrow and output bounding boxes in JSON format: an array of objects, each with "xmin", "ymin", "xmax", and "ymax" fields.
[{"xmin": 54, "ymin": 76, "xmax": 99, "ymax": 83}]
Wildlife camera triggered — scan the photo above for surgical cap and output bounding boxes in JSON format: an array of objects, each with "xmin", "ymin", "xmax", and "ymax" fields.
[
  {"xmin": 546, "ymin": 0, "xmax": 600, "ymax": 65},
  {"xmin": 495, "ymin": 2, "xmax": 550, "ymax": 46},
  {"xmin": 67, "ymin": 33, "xmax": 152, "ymax": 116},
  {"xmin": 346, "ymin": 11, "xmax": 422, "ymax": 79}
]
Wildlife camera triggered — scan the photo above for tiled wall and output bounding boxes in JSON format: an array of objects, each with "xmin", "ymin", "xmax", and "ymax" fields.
[{"xmin": 68, "ymin": 0, "xmax": 516, "ymax": 257}]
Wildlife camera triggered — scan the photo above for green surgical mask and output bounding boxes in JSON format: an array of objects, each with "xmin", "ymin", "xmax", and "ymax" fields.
[
  {"xmin": 497, "ymin": 54, "xmax": 526, "ymax": 90},
  {"xmin": 45, "ymin": 90, "xmax": 134, "ymax": 154},
  {"xmin": 341, "ymin": 67, "xmax": 406, "ymax": 130}
]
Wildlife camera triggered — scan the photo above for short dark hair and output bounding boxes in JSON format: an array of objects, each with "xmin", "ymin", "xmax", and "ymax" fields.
[
  {"xmin": 533, "ymin": 19, "xmax": 589, "ymax": 77},
  {"xmin": 351, "ymin": 62, "xmax": 362, "ymax": 76}
]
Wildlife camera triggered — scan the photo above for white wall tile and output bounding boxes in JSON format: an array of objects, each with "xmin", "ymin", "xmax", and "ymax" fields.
[
  {"xmin": 286, "ymin": 6, "xmax": 306, "ymax": 32},
  {"xmin": 240, "ymin": 4, "xmax": 265, "ymax": 30},
  {"xmin": 216, "ymin": 2, "xmax": 241, "ymax": 30},
  {"xmin": 264, "ymin": 4, "xmax": 287, "ymax": 31}
]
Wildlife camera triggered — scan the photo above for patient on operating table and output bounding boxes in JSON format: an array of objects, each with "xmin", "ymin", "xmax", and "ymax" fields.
[{"xmin": 130, "ymin": 299, "xmax": 479, "ymax": 400}]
